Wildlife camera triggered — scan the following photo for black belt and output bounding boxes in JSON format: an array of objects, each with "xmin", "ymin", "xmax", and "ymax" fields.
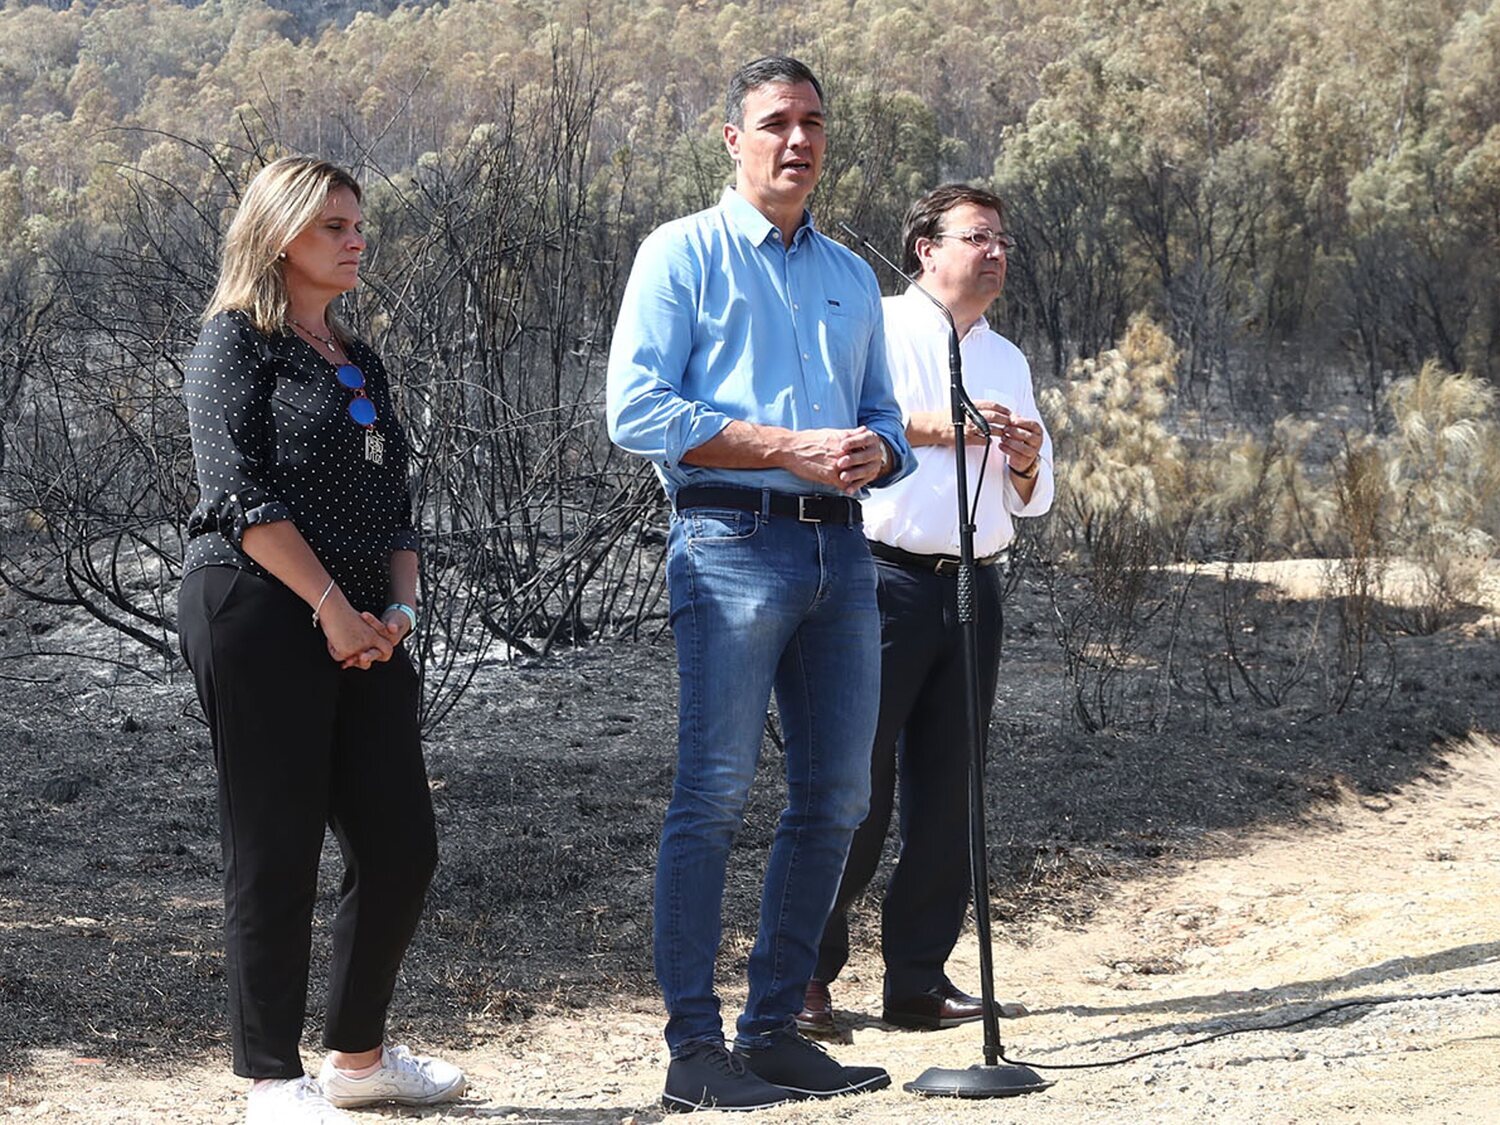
[
  {"xmin": 870, "ymin": 540, "xmax": 1004, "ymax": 576},
  {"xmin": 673, "ymin": 486, "xmax": 862, "ymax": 525}
]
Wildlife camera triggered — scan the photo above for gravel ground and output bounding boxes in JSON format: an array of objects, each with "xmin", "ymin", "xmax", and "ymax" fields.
[
  {"xmin": 7, "ymin": 737, "xmax": 1498, "ymax": 1123},
  {"xmin": 3, "ymin": 560, "xmax": 1497, "ymax": 1122}
]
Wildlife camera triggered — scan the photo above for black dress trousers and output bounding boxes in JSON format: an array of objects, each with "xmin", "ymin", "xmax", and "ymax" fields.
[
  {"xmin": 178, "ymin": 565, "xmax": 437, "ymax": 1078},
  {"xmin": 814, "ymin": 556, "xmax": 1004, "ymax": 1000}
]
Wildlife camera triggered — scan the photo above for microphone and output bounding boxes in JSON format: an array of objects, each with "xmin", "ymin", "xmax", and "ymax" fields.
[
  {"xmin": 837, "ymin": 221, "xmax": 989, "ymax": 439},
  {"xmin": 834, "ymin": 220, "xmax": 1051, "ymax": 1101}
]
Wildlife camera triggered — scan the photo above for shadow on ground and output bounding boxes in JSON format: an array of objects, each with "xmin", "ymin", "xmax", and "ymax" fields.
[{"xmin": 1, "ymin": 568, "xmax": 1496, "ymax": 1077}]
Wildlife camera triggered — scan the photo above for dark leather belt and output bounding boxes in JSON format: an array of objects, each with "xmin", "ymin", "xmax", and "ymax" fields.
[
  {"xmin": 673, "ymin": 486, "xmax": 862, "ymax": 525},
  {"xmin": 870, "ymin": 539, "xmax": 1005, "ymax": 576}
]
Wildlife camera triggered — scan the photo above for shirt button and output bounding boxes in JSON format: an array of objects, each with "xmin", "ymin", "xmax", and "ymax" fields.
[
  {"xmin": 813, "ymin": 404, "xmax": 821, "ymax": 411},
  {"xmin": 802, "ymin": 352, "xmax": 809, "ymax": 360}
]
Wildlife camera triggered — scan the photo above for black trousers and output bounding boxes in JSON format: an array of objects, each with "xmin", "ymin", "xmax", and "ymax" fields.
[
  {"xmin": 814, "ymin": 557, "xmax": 1003, "ymax": 1000},
  {"xmin": 178, "ymin": 566, "xmax": 438, "ymax": 1078}
]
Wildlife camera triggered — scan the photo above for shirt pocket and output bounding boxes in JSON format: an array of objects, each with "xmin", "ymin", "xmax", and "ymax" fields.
[
  {"xmin": 818, "ymin": 299, "xmax": 865, "ymax": 383},
  {"xmin": 270, "ymin": 368, "xmax": 336, "ymax": 419},
  {"xmin": 271, "ymin": 371, "xmax": 347, "ymax": 464}
]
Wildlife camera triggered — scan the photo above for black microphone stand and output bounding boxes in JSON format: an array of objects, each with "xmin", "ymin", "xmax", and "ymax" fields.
[{"xmin": 840, "ymin": 222, "xmax": 1050, "ymax": 1099}]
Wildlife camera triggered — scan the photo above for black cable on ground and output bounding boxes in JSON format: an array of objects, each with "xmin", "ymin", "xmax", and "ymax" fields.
[{"xmin": 999, "ymin": 986, "xmax": 1500, "ymax": 1070}]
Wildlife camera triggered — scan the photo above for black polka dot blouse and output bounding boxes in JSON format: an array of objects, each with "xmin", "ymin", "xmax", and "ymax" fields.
[{"xmin": 182, "ymin": 309, "xmax": 419, "ymax": 613}]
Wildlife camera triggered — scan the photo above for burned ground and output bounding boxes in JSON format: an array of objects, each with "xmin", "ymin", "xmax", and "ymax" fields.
[{"xmin": 1, "ymin": 565, "xmax": 1495, "ymax": 1080}]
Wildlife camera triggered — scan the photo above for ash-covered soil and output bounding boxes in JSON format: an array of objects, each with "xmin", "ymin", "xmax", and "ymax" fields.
[{"xmin": 1, "ymin": 560, "xmax": 1497, "ymax": 1120}]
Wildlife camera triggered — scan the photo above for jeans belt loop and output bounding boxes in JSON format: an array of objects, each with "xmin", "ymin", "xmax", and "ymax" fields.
[{"xmin": 760, "ymin": 488, "xmax": 772, "ymax": 519}]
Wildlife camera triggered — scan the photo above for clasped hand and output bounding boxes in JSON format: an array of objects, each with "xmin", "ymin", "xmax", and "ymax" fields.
[
  {"xmin": 787, "ymin": 426, "xmax": 887, "ymax": 495},
  {"xmin": 322, "ymin": 606, "xmax": 409, "ymax": 670}
]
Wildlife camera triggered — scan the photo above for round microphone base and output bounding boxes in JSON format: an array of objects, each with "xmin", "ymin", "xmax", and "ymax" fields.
[{"xmin": 903, "ymin": 1063, "xmax": 1054, "ymax": 1099}]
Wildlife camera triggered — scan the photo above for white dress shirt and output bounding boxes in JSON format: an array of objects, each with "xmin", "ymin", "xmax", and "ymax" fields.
[{"xmin": 863, "ymin": 286, "xmax": 1054, "ymax": 557}]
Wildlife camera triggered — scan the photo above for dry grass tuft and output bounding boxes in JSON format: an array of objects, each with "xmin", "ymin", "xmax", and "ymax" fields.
[
  {"xmin": 1383, "ymin": 361, "xmax": 1500, "ymax": 632},
  {"xmin": 1206, "ymin": 416, "xmax": 1332, "ymax": 556},
  {"xmin": 1042, "ymin": 314, "xmax": 1186, "ymax": 550}
]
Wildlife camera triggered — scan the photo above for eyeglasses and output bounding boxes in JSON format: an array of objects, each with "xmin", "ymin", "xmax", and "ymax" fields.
[
  {"xmin": 336, "ymin": 364, "xmax": 377, "ymax": 426},
  {"xmin": 934, "ymin": 228, "xmax": 1017, "ymax": 252}
]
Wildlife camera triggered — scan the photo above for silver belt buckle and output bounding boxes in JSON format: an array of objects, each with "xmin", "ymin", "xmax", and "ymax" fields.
[{"xmin": 797, "ymin": 496, "xmax": 822, "ymax": 523}]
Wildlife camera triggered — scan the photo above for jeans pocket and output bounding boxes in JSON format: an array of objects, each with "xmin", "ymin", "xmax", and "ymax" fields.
[{"xmin": 684, "ymin": 508, "xmax": 760, "ymax": 544}]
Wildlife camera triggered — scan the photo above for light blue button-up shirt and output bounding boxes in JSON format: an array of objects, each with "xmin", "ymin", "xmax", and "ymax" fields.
[{"xmin": 607, "ymin": 187, "xmax": 912, "ymax": 499}]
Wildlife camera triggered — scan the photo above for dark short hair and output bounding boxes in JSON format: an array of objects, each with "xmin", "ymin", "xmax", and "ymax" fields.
[
  {"xmin": 726, "ymin": 56, "xmax": 825, "ymax": 126},
  {"xmin": 901, "ymin": 183, "xmax": 1008, "ymax": 276}
]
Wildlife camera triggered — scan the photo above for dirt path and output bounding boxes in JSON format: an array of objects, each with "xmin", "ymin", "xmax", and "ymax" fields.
[{"xmin": 9, "ymin": 733, "xmax": 1497, "ymax": 1123}]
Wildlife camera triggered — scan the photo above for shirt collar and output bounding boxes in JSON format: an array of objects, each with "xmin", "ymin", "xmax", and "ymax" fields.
[
  {"xmin": 901, "ymin": 284, "xmax": 991, "ymax": 340},
  {"xmin": 719, "ymin": 186, "xmax": 815, "ymax": 247}
]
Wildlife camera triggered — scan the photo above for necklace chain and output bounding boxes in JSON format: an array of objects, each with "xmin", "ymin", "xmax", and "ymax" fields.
[{"xmin": 291, "ymin": 319, "xmax": 339, "ymax": 355}]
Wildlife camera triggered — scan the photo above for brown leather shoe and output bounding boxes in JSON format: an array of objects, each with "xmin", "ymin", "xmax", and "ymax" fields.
[
  {"xmin": 794, "ymin": 979, "xmax": 837, "ymax": 1037},
  {"xmin": 882, "ymin": 981, "xmax": 1030, "ymax": 1030}
]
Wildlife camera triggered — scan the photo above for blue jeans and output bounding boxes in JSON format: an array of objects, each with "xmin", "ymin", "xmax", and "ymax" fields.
[{"xmin": 656, "ymin": 502, "xmax": 880, "ymax": 1055}]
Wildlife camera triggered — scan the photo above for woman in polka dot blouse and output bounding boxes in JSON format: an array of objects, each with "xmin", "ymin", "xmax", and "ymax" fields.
[{"xmin": 177, "ymin": 157, "xmax": 465, "ymax": 1123}]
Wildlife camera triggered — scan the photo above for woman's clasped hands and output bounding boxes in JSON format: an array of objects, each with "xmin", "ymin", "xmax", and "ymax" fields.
[{"xmin": 321, "ymin": 598, "xmax": 408, "ymax": 669}]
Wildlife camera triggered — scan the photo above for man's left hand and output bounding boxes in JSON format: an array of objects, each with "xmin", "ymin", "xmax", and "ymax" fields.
[
  {"xmin": 999, "ymin": 415, "xmax": 1044, "ymax": 475},
  {"xmin": 835, "ymin": 432, "xmax": 887, "ymax": 493}
]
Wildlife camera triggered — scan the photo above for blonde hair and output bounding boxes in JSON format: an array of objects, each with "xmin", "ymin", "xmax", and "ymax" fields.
[{"xmin": 204, "ymin": 156, "xmax": 362, "ymax": 340}]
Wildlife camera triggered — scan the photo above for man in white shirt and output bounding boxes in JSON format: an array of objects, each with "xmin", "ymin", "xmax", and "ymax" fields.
[{"xmin": 800, "ymin": 184, "xmax": 1053, "ymax": 1033}]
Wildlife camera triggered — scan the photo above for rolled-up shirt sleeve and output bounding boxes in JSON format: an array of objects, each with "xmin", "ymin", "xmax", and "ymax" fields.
[
  {"xmin": 390, "ymin": 521, "xmax": 421, "ymax": 553},
  {"xmin": 387, "ymin": 441, "xmax": 421, "ymax": 553},
  {"xmin": 854, "ymin": 280, "xmax": 915, "ymax": 488},
  {"xmin": 1004, "ymin": 361, "xmax": 1054, "ymax": 516},
  {"xmin": 183, "ymin": 312, "xmax": 291, "ymax": 549},
  {"xmin": 368, "ymin": 351, "xmax": 422, "ymax": 555},
  {"xmin": 606, "ymin": 229, "xmax": 732, "ymax": 469}
]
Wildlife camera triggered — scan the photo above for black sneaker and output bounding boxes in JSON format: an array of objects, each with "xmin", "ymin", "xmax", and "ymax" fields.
[
  {"xmin": 662, "ymin": 1040, "xmax": 798, "ymax": 1113},
  {"xmin": 733, "ymin": 1028, "xmax": 891, "ymax": 1099}
]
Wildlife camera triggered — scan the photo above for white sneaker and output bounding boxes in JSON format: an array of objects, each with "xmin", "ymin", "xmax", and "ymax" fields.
[
  {"xmin": 318, "ymin": 1044, "xmax": 467, "ymax": 1108},
  {"xmin": 245, "ymin": 1076, "xmax": 353, "ymax": 1124}
]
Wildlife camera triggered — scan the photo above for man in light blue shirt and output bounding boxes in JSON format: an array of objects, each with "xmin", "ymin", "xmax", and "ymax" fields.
[{"xmin": 607, "ymin": 55, "xmax": 912, "ymax": 1114}]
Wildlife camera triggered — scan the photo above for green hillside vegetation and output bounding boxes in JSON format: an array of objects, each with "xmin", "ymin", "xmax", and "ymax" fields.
[
  {"xmin": 0, "ymin": 0, "xmax": 1496, "ymax": 726},
  {"xmin": 4, "ymin": 0, "xmax": 1497, "ymax": 381}
]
